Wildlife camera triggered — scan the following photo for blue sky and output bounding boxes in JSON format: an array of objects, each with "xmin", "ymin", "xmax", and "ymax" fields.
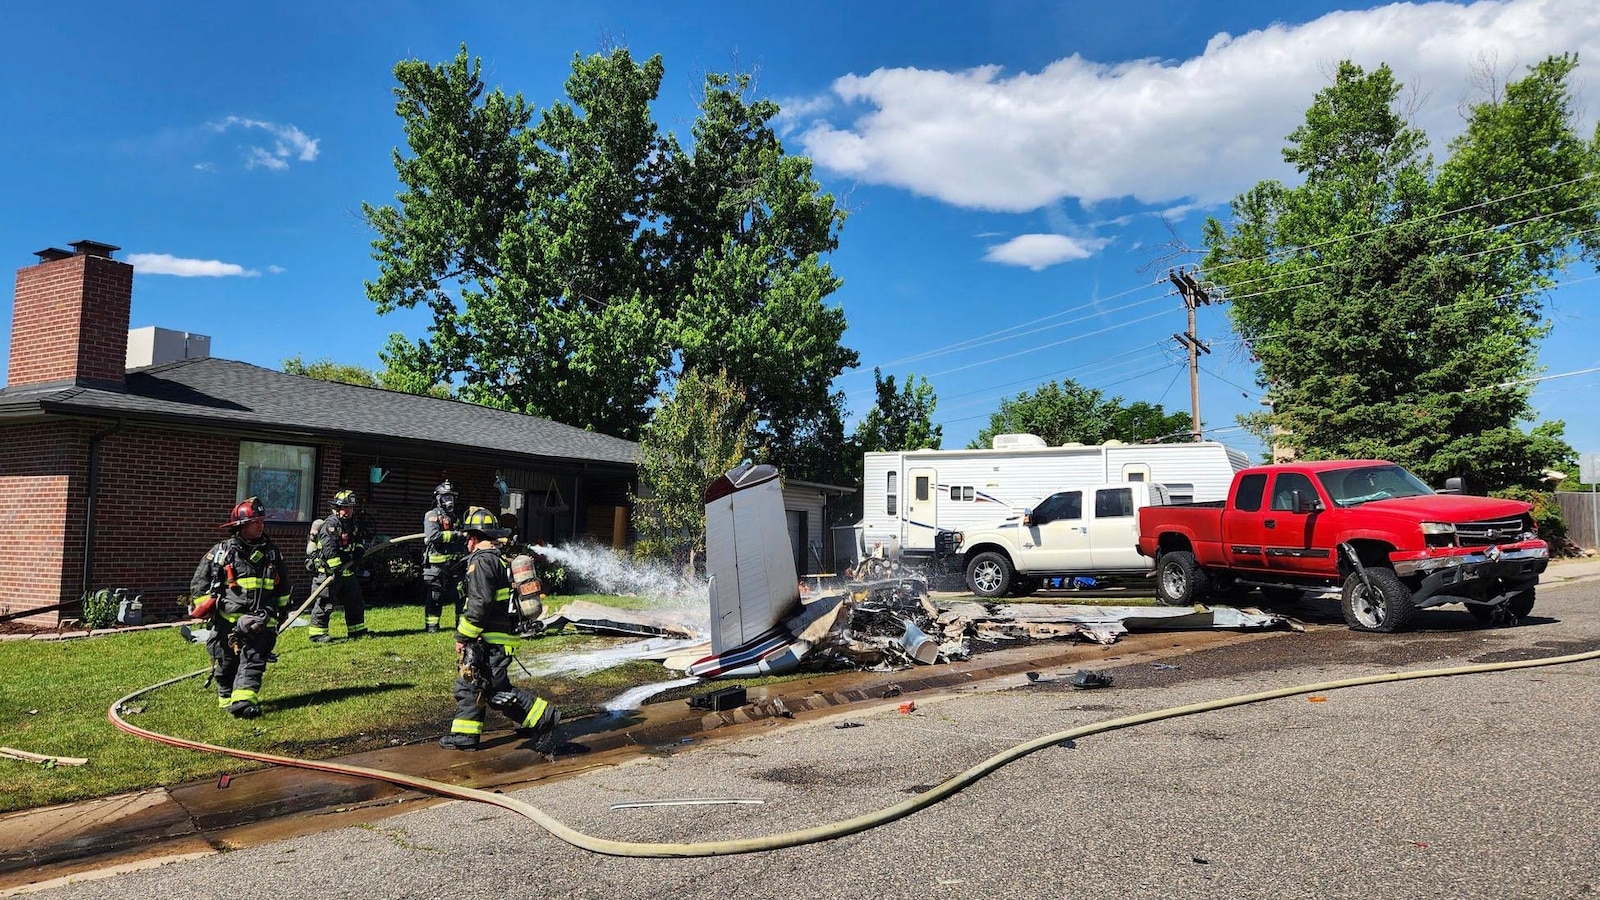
[{"xmin": 3, "ymin": 0, "xmax": 1598, "ymax": 463}]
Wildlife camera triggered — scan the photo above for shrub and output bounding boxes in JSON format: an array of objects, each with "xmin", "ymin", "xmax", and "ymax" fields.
[
  {"xmin": 1491, "ymin": 487, "xmax": 1572, "ymax": 553},
  {"xmin": 80, "ymin": 588, "xmax": 118, "ymax": 630}
]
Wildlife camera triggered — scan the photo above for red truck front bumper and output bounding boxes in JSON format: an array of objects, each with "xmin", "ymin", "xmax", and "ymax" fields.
[
  {"xmin": 1390, "ymin": 539, "xmax": 1549, "ymax": 578},
  {"xmin": 1390, "ymin": 539, "xmax": 1549, "ymax": 606}
]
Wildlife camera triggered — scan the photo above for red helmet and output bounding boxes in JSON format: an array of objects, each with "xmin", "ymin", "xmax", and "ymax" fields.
[{"xmin": 221, "ymin": 497, "xmax": 266, "ymax": 530}]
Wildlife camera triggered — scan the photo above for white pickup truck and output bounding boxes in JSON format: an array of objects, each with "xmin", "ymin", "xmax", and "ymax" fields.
[{"xmin": 949, "ymin": 482, "xmax": 1169, "ymax": 597}]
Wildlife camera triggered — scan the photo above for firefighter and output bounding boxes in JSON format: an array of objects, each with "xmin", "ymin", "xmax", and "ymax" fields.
[
  {"xmin": 190, "ymin": 497, "xmax": 291, "ymax": 718},
  {"xmin": 421, "ymin": 480, "xmax": 466, "ymax": 633},
  {"xmin": 440, "ymin": 506, "xmax": 560, "ymax": 751},
  {"xmin": 307, "ymin": 489, "xmax": 368, "ymax": 642}
]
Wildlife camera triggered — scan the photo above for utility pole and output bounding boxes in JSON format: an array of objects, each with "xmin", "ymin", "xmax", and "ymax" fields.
[{"xmin": 1169, "ymin": 268, "xmax": 1212, "ymax": 442}]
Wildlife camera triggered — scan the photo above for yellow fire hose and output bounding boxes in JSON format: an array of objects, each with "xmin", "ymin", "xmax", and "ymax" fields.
[{"xmin": 114, "ymin": 545, "xmax": 1600, "ymax": 857}]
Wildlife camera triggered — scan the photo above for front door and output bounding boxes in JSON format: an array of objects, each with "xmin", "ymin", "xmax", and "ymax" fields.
[
  {"xmin": 1025, "ymin": 491, "xmax": 1094, "ymax": 571},
  {"xmin": 904, "ymin": 467, "xmax": 938, "ymax": 550},
  {"xmin": 1263, "ymin": 471, "xmax": 1329, "ymax": 576}
]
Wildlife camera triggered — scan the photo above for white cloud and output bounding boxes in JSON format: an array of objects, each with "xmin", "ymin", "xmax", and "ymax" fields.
[
  {"xmin": 192, "ymin": 161, "xmax": 217, "ymax": 173},
  {"xmin": 984, "ymin": 233, "xmax": 1110, "ymax": 270},
  {"xmin": 267, "ymin": 265, "xmax": 286, "ymax": 275},
  {"xmin": 210, "ymin": 116, "xmax": 321, "ymax": 171},
  {"xmin": 799, "ymin": 0, "xmax": 1600, "ymax": 212},
  {"xmin": 128, "ymin": 253, "xmax": 261, "ymax": 278}
]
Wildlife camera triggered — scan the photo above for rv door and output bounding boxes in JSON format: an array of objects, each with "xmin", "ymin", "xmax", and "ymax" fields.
[{"xmin": 904, "ymin": 467, "xmax": 938, "ymax": 551}]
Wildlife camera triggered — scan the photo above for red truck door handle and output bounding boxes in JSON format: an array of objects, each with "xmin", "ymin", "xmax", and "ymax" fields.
[{"xmin": 1264, "ymin": 519, "xmax": 1276, "ymax": 529}]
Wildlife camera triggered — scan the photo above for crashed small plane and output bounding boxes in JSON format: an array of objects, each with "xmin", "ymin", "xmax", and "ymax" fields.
[{"xmin": 652, "ymin": 462, "xmax": 1298, "ymax": 681}]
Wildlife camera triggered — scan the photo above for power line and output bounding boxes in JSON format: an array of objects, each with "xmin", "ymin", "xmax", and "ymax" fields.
[
  {"xmin": 852, "ymin": 276, "xmax": 1168, "ymax": 374},
  {"xmin": 1199, "ymin": 171, "xmax": 1598, "ymax": 279}
]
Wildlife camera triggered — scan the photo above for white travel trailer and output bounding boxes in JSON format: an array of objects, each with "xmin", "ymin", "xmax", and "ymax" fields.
[{"xmin": 853, "ymin": 434, "xmax": 1251, "ymax": 565}]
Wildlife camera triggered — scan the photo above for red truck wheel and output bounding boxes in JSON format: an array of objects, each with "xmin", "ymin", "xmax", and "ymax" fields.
[
  {"xmin": 1156, "ymin": 551, "xmax": 1209, "ymax": 605},
  {"xmin": 1340, "ymin": 568, "xmax": 1416, "ymax": 633}
]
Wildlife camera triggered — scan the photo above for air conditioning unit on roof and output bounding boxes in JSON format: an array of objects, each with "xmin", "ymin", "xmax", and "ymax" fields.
[{"xmin": 991, "ymin": 434, "xmax": 1047, "ymax": 450}]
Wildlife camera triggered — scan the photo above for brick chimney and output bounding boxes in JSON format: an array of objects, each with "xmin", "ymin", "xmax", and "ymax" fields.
[{"xmin": 7, "ymin": 240, "xmax": 134, "ymax": 390}]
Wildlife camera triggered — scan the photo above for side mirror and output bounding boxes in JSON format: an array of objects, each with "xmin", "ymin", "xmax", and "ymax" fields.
[
  {"xmin": 1440, "ymin": 476, "xmax": 1464, "ymax": 495},
  {"xmin": 1294, "ymin": 491, "xmax": 1323, "ymax": 514},
  {"xmin": 1022, "ymin": 510, "xmax": 1035, "ymax": 527}
]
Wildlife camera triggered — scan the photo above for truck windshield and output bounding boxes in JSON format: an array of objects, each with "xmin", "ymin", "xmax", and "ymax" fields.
[{"xmin": 1317, "ymin": 465, "xmax": 1435, "ymax": 507}]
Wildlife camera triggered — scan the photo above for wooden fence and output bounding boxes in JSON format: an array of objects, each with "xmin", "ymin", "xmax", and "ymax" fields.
[{"xmin": 1555, "ymin": 491, "xmax": 1600, "ymax": 552}]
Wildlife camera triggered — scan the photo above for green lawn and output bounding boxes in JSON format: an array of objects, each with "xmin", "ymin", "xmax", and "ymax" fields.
[
  {"xmin": 0, "ymin": 590, "xmax": 1159, "ymax": 814},
  {"xmin": 0, "ymin": 597, "xmax": 683, "ymax": 814}
]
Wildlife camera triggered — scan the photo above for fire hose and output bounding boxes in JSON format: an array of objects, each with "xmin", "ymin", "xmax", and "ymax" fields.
[{"xmin": 111, "ymin": 580, "xmax": 1600, "ymax": 857}]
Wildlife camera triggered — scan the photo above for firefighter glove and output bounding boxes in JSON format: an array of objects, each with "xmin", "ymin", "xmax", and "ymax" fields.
[{"xmin": 235, "ymin": 612, "xmax": 269, "ymax": 635}]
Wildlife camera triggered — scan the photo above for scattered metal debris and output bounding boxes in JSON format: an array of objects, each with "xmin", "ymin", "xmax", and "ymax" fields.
[
  {"xmin": 1070, "ymin": 670, "xmax": 1114, "ymax": 690},
  {"xmin": 539, "ymin": 601, "xmax": 700, "ymax": 639},
  {"xmin": 686, "ymin": 686, "xmax": 747, "ymax": 712}
]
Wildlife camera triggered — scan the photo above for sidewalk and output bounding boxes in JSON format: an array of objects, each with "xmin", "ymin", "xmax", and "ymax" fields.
[{"xmin": 1540, "ymin": 554, "xmax": 1600, "ymax": 582}]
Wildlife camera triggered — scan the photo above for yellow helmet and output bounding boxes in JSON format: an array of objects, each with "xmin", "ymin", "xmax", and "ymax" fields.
[{"xmin": 462, "ymin": 506, "xmax": 510, "ymax": 539}]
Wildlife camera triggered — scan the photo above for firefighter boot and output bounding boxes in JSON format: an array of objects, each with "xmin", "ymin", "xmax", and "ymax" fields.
[
  {"xmin": 228, "ymin": 700, "xmax": 262, "ymax": 719},
  {"xmin": 439, "ymin": 733, "xmax": 479, "ymax": 751}
]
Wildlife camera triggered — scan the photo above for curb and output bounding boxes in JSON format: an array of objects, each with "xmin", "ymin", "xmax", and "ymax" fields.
[{"xmin": 0, "ymin": 621, "xmax": 187, "ymax": 643}]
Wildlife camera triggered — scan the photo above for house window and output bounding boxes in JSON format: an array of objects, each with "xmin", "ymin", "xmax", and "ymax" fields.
[
  {"xmin": 886, "ymin": 471, "xmax": 898, "ymax": 516},
  {"xmin": 238, "ymin": 440, "xmax": 316, "ymax": 522}
]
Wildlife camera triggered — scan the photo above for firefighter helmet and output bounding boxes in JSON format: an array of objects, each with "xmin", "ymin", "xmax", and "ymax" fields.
[
  {"xmin": 461, "ymin": 505, "xmax": 511, "ymax": 539},
  {"xmin": 434, "ymin": 480, "xmax": 457, "ymax": 513},
  {"xmin": 331, "ymin": 489, "xmax": 358, "ymax": 510},
  {"xmin": 222, "ymin": 497, "xmax": 266, "ymax": 530}
]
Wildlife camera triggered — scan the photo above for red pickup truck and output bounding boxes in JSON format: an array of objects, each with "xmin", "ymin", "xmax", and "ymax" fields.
[{"xmin": 1135, "ymin": 459, "xmax": 1549, "ymax": 632}]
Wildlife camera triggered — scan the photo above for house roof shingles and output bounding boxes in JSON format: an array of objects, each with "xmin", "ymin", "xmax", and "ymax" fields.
[{"xmin": 0, "ymin": 357, "xmax": 639, "ymax": 467}]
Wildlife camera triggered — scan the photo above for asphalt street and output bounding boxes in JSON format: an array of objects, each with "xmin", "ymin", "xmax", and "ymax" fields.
[{"xmin": 16, "ymin": 578, "xmax": 1600, "ymax": 900}]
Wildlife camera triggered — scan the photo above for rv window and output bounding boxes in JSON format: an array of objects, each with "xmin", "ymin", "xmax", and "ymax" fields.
[
  {"xmin": 1095, "ymin": 487, "xmax": 1134, "ymax": 518},
  {"xmin": 963, "ymin": 486, "xmax": 974, "ymax": 501},
  {"xmin": 886, "ymin": 471, "xmax": 897, "ymax": 516},
  {"xmin": 948, "ymin": 485, "xmax": 977, "ymax": 502},
  {"xmin": 1163, "ymin": 483, "xmax": 1195, "ymax": 504},
  {"xmin": 1127, "ymin": 472, "xmax": 1145, "ymax": 482},
  {"xmin": 915, "ymin": 475, "xmax": 930, "ymax": 502},
  {"xmin": 1234, "ymin": 473, "xmax": 1267, "ymax": 511}
]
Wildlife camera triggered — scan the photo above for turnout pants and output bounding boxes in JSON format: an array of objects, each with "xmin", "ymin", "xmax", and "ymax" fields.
[
  {"xmin": 309, "ymin": 573, "xmax": 367, "ymax": 638},
  {"xmin": 208, "ymin": 627, "xmax": 277, "ymax": 708},
  {"xmin": 422, "ymin": 566, "xmax": 461, "ymax": 629},
  {"xmin": 450, "ymin": 641, "xmax": 552, "ymax": 738}
]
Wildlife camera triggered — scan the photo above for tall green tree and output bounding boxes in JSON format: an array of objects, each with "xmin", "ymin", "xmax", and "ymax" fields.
[
  {"xmin": 283, "ymin": 355, "xmax": 381, "ymax": 388},
  {"xmin": 853, "ymin": 368, "xmax": 942, "ymax": 457},
  {"xmin": 1201, "ymin": 57, "xmax": 1595, "ymax": 489},
  {"xmin": 363, "ymin": 46, "xmax": 856, "ymax": 480},
  {"xmin": 971, "ymin": 380, "xmax": 1192, "ymax": 449},
  {"xmin": 284, "ymin": 351, "xmax": 454, "ymax": 399},
  {"xmin": 631, "ymin": 368, "xmax": 756, "ymax": 572}
]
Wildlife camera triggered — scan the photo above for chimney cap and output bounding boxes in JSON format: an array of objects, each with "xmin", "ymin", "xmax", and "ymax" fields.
[
  {"xmin": 33, "ymin": 247, "xmax": 75, "ymax": 262},
  {"xmin": 68, "ymin": 239, "xmax": 120, "ymax": 258}
]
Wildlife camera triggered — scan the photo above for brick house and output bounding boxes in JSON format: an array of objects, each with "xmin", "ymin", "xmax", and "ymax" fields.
[{"xmin": 0, "ymin": 241, "xmax": 641, "ymax": 627}]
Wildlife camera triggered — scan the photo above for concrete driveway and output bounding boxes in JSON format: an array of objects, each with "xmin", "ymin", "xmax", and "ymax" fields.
[{"xmin": 12, "ymin": 575, "xmax": 1600, "ymax": 900}]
